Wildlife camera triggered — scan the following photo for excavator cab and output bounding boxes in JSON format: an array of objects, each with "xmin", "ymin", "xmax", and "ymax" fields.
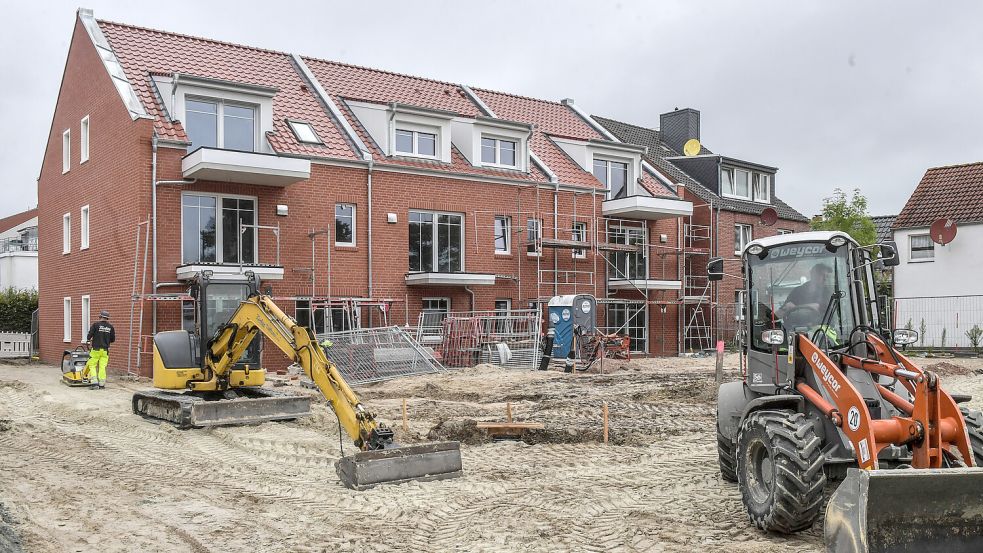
[{"xmin": 712, "ymin": 231, "xmax": 983, "ymax": 552}]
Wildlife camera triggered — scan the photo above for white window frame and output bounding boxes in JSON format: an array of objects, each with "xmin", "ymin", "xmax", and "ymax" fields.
[
  {"xmin": 393, "ymin": 122, "xmax": 440, "ymax": 160},
  {"xmin": 80, "ymin": 205, "xmax": 90, "ymax": 250},
  {"xmin": 494, "ymin": 216, "xmax": 511, "ymax": 255},
  {"xmin": 408, "ymin": 210, "xmax": 465, "ymax": 273},
  {"xmin": 80, "ymin": 116, "xmax": 90, "ymax": 163},
  {"xmin": 777, "ymin": 228, "xmax": 794, "ymax": 235},
  {"xmin": 287, "ymin": 120, "xmax": 322, "ymax": 145},
  {"xmin": 572, "ymin": 221, "xmax": 588, "ymax": 259},
  {"xmin": 81, "ymin": 295, "xmax": 91, "ymax": 339},
  {"xmin": 185, "ymin": 95, "xmax": 260, "ymax": 152},
  {"xmin": 593, "ymin": 156, "xmax": 632, "ymax": 200},
  {"xmin": 494, "ymin": 298, "xmax": 511, "ymax": 313},
  {"xmin": 909, "ymin": 233, "xmax": 935, "ymax": 262},
  {"xmin": 752, "ymin": 173, "xmax": 771, "ymax": 203},
  {"xmin": 62, "ymin": 129, "xmax": 71, "ymax": 173},
  {"xmin": 480, "ymin": 134, "xmax": 519, "ymax": 168},
  {"xmin": 63, "ymin": 297, "xmax": 72, "ymax": 343},
  {"xmin": 735, "ymin": 223, "xmax": 753, "ymax": 256},
  {"xmin": 607, "ymin": 224, "xmax": 648, "ymax": 280},
  {"xmin": 526, "ymin": 218, "xmax": 542, "ymax": 257},
  {"xmin": 180, "ymin": 191, "xmax": 259, "ymax": 265},
  {"xmin": 334, "ymin": 203, "xmax": 356, "ymax": 247},
  {"xmin": 63, "ymin": 213, "xmax": 71, "ymax": 254},
  {"xmin": 422, "ymin": 297, "xmax": 451, "ymax": 315},
  {"xmin": 607, "ymin": 302, "xmax": 648, "ymax": 354}
]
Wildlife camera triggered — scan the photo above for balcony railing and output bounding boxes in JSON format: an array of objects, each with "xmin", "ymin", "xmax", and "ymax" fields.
[{"xmin": 0, "ymin": 238, "xmax": 38, "ymax": 254}]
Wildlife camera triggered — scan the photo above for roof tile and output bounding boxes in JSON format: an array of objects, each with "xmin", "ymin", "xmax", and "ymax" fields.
[{"xmin": 894, "ymin": 162, "xmax": 983, "ymax": 229}]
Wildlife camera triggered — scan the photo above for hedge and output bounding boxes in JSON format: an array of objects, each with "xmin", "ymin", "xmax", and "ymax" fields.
[{"xmin": 0, "ymin": 288, "xmax": 38, "ymax": 333}]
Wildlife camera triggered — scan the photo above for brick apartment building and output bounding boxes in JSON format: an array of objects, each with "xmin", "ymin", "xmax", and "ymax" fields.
[
  {"xmin": 594, "ymin": 112, "xmax": 810, "ymax": 349},
  {"xmin": 37, "ymin": 10, "xmax": 810, "ymax": 373}
]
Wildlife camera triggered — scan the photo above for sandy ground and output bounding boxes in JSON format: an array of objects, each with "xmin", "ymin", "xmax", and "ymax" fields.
[{"xmin": 1, "ymin": 354, "xmax": 982, "ymax": 553}]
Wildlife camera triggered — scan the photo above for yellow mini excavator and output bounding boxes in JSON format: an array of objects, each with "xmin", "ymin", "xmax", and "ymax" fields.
[{"xmin": 132, "ymin": 272, "xmax": 462, "ymax": 490}]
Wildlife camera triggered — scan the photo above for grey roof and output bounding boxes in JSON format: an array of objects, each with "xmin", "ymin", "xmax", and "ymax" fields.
[
  {"xmin": 871, "ymin": 215, "xmax": 897, "ymax": 242},
  {"xmin": 593, "ymin": 115, "xmax": 809, "ymax": 223}
]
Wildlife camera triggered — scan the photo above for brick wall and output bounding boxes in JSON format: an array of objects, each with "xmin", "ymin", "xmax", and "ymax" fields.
[{"xmin": 37, "ymin": 18, "xmax": 153, "ymax": 368}]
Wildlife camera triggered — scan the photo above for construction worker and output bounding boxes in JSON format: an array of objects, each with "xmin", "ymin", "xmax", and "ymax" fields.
[
  {"xmin": 777, "ymin": 263, "xmax": 833, "ymax": 320},
  {"xmin": 85, "ymin": 310, "xmax": 115, "ymax": 389}
]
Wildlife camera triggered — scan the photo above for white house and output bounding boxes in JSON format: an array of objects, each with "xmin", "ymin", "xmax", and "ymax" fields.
[
  {"xmin": 0, "ymin": 208, "xmax": 38, "ymax": 291},
  {"xmin": 892, "ymin": 163, "xmax": 983, "ymax": 348}
]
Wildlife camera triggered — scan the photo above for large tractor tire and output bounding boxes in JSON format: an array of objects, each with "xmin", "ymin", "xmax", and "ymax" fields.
[
  {"xmin": 717, "ymin": 422, "xmax": 738, "ymax": 482},
  {"xmin": 736, "ymin": 410, "xmax": 826, "ymax": 534},
  {"xmin": 961, "ymin": 407, "xmax": 983, "ymax": 467}
]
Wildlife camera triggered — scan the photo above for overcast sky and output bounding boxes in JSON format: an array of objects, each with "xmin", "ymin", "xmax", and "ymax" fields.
[{"xmin": 3, "ymin": 1, "xmax": 981, "ymax": 220}]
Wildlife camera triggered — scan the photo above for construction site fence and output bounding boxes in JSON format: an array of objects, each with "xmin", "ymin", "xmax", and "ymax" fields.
[
  {"xmin": 415, "ymin": 309, "xmax": 542, "ymax": 370},
  {"xmin": 0, "ymin": 332, "xmax": 31, "ymax": 358},
  {"xmin": 894, "ymin": 295, "xmax": 983, "ymax": 350},
  {"xmin": 317, "ymin": 326, "xmax": 445, "ymax": 385}
]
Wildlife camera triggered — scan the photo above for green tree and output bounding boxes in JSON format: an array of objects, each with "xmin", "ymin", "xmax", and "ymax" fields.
[
  {"xmin": 811, "ymin": 188, "xmax": 878, "ymax": 245},
  {"xmin": 0, "ymin": 288, "xmax": 38, "ymax": 333},
  {"xmin": 966, "ymin": 325, "xmax": 982, "ymax": 353}
]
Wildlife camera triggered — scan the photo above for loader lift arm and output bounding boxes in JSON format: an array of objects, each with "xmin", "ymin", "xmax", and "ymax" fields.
[{"xmin": 204, "ymin": 293, "xmax": 392, "ymax": 450}]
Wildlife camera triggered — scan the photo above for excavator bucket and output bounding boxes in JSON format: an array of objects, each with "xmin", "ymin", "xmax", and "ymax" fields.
[
  {"xmin": 335, "ymin": 441, "xmax": 463, "ymax": 490},
  {"xmin": 825, "ymin": 468, "xmax": 983, "ymax": 553}
]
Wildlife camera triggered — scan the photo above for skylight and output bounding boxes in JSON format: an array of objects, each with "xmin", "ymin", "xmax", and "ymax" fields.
[{"xmin": 288, "ymin": 120, "xmax": 321, "ymax": 144}]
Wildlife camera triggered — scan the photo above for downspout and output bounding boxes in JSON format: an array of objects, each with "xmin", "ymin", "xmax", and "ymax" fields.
[
  {"xmin": 553, "ymin": 181, "xmax": 559, "ymax": 297},
  {"xmin": 367, "ymin": 159, "xmax": 374, "ymax": 298},
  {"xmin": 465, "ymin": 286, "xmax": 475, "ymax": 312}
]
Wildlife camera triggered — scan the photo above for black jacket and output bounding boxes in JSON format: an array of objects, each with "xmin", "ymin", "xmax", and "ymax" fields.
[{"xmin": 87, "ymin": 321, "xmax": 116, "ymax": 351}]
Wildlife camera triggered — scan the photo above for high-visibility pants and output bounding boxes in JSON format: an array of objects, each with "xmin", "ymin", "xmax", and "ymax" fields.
[{"xmin": 85, "ymin": 348, "xmax": 109, "ymax": 385}]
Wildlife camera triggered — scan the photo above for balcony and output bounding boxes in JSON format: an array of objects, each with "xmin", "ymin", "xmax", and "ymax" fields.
[
  {"xmin": 405, "ymin": 272, "xmax": 496, "ymax": 286},
  {"xmin": 176, "ymin": 263, "xmax": 283, "ymax": 281},
  {"xmin": 182, "ymin": 148, "xmax": 310, "ymax": 187},
  {"xmin": 608, "ymin": 278, "xmax": 682, "ymax": 291},
  {"xmin": 602, "ymin": 195, "xmax": 693, "ymax": 221}
]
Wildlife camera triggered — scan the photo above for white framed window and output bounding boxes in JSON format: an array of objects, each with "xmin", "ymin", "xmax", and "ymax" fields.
[
  {"xmin": 409, "ymin": 211, "xmax": 463, "ymax": 272},
  {"xmin": 394, "ymin": 126, "xmax": 438, "ymax": 158},
  {"xmin": 80, "ymin": 205, "xmax": 90, "ymax": 250},
  {"xmin": 526, "ymin": 218, "xmax": 542, "ymax": 256},
  {"xmin": 752, "ymin": 173, "xmax": 770, "ymax": 203},
  {"xmin": 81, "ymin": 295, "xmax": 91, "ymax": 338},
  {"xmin": 185, "ymin": 97, "xmax": 257, "ymax": 152},
  {"xmin": 421, "ymin": 297, "xmax": 451, "ymax": 326},
  {"xmin": 63, "ymin": 297, "xmax": 72, "ymax": 343},
  {"xmin": 909, "ymin": 234, "xmax": 935, "ymax": 262},
  {"xmin": 608, "ymin": 224, "xmax": 647, "ymax": 280},
  {"xmin": 181, "ymin": 192, "xmax": 258, "ymax": 264},
  {"xmin": 722, "ymin": 166, "xmax": 773, "ymax": 203},
  {"xmin": 295, "ymin": 300, "xmax": 353, "ymax": 334},
  {"xmin": 735, "ymin": 223, "xmax": 753, "ymax": 255},
  {"xmin": 62, "ymin": 129, "xmax": 71, "ymax": 173},
  {"xmin": 607, "ymin": 302, "xmax": 648, "ymax": 353},
  {"xmin": 63, "ymin": 213, "xmax": 71, "ymax": 254},
  {"xmin": 494, "ymin": 298, "xmax": 511, "ymax": 314},
  {"xmin": 777, "ymin": 229, "xmax": 794, "ymax": 235},
  {"xmin": 287, "ymin": 120, "xmax": 321, "ymax": 144},
  {"xmin": 80, "ymin": 116, "xmax": 90, "ymax": 163},
  {"xmin": 593, "ymin": 158, "xmax": 630, "ymax": 199},
  {"xmin": 480, "ymin": 136, "xmax": 517, "ymax": 168},
  {"xmin": 572, "ymin": 221, "xmax": 588, "ymax": 259},
  {"xmin": 335, "ymin": 204, "xmax": 355, "ymax": 246},
  {"xmin": 494, "ymin": 216, "xmax": 511, "ymax": 255}
]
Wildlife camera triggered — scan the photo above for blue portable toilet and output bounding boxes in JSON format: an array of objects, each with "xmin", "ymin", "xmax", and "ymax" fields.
[{"xmin": 547, "ymin": 294, "xmax": 597, "ymax": 359}]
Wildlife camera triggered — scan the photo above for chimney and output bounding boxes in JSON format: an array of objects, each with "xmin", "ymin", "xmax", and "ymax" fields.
[{"xmin": 660, "ymin": 108, "xmax": 700, "ymax": 155}]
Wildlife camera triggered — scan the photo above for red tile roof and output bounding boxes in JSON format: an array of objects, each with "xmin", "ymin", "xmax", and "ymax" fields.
[
  {"xmin": 0, "ymin": 208, "xmax": 38, "ymax": 235},
  {"xmin": 97, "ymin": 20, "xmax": 357, "ymax": 160},
  {"xmin": 639, "ymin": 170, "xmax": 678, "ymax": 199},
  {"xmin": 894, "ymin": 162, "xmax": 983, "ymax": 229}
]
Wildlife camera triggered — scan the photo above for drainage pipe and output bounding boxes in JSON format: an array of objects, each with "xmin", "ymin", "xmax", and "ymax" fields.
[{"xmin": 367, "ymin": 159, "xmax": 374, "ymax": 298}]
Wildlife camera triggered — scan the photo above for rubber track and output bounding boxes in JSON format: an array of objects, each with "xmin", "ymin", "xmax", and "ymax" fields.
[
  {"xmin": 961, "ymin": 407, "xmax": 983, "ymax": 467},
  {"xmin": 737, "ymin": 410, "xmax": 827, "ymax": 534}
]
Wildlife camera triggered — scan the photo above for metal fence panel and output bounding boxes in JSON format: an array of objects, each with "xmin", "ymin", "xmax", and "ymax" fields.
[
  {"xmin": 317, "ymin": 326, "xmax": 445, "ymax": 385},
  {"xmin": 894, "ymin": 295, "xmax": 983, "ymax": 349},
  {"xmin": 416, "ymin": 310, "xmax": 542, "ymax": 370}
]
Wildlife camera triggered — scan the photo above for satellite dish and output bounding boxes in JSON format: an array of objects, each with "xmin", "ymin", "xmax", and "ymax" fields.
[
  {"xmin": 760, "ymin": 207, "xmax": 778, "ymax": 227},
  {"xmin": 683, "ymin": 139, "xmax": 701, "ymax": 157},
  {"xmin": 929, "ymin": 218, "xmax": 957, "ymax": 245}
]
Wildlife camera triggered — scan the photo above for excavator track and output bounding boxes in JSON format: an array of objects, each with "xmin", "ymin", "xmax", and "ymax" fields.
[{"xmin": 132, "ymin": 388, "xmax": 311, "ymax": 429}]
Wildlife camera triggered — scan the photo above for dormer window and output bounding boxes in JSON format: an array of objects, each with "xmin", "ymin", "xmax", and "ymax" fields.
[
  {"xmin": 481, "ymin": 136, "xmax": 517, "ymax": 168},
  {"xmin": 395, "ymin": 127, "xmax": 437, "ymax": 158},
  {"xmin": 722, "ymin": 167, "xmax": 771, "ymax": 203},
  {"xmin": 185, "ymin": 97, "xmax": 256, "ymax": 152},
  {"xmin": 594, "ymin": 158, "xmax": 629, "ymax": 199}
]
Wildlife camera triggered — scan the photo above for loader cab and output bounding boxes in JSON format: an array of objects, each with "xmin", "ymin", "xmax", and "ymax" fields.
[
  {"xmin": 188, "ymin": 271, "xmax": 261, "ymax": 367},
  {"xmin": 737, "ymin": 232, "xmax": 868, "ymax": 392}
]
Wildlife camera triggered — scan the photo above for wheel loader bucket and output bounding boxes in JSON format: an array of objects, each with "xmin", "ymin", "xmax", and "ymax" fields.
[
  {"xmin": 824, "ymin": 468, "xmax": 983, "ymax": 553},
  {"xmin": 335, "ymin": 441, "xmax": 462, "ymax": 490}
]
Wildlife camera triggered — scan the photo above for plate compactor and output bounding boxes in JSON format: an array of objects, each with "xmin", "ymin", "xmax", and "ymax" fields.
[
  {"xmin": 712, "ymin": 231, "xmax": 983, "ymax": 553},
  {"xmin": 61, "ymin": 344, "xmax": 92, "ymax": 387},
  {"xmin": 132, "ymin": 272, "xmax": 462, "ymax": 490}
]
